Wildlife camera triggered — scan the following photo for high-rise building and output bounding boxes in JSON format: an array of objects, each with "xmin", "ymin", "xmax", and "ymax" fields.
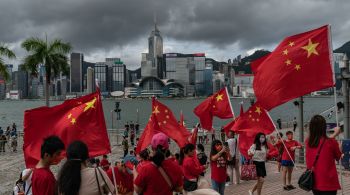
[
  {"xmin": 164, "ymin": 53, "xmax": 206, "ymax": 96},
  {"xmin": 111, "ymin": 63, "xmax": 126, "ymax": 92},
  {"xmin": 82, "ymin": 61, "xmax": 95, "ymax": 92},
  {"xmin": 86, "ymin": 67, "xmax": 94, "ymax": 93},
  {"xmin": 94, "ymin": 63, "xmax": 108, "ymax": 93},
  {"xmin": 12, "ymin": 70, "xmax": 28, "ymax": 98},
  {"xmin": 141, "ymin": 22, "xmax": 164, "ymax": 78},
  {"xmin": 0, "ymin": 80, "xmax": 5, "ymax": 99},
  {"xmin": 70, "ymin": 53, "xmax": 83, "ymax": 92}
]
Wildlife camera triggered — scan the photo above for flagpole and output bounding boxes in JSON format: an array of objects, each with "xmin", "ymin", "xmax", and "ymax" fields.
[
  {"xmin": 266, "ymin": 110, "xmax": 297, "ymax": 168},
  {"xmin": 225, "ymin": 87, "xmax": 235, "ymax": 119},
  {"xmin": 329, "ymin": 24, "xmax": 344, "ymax": 195}
]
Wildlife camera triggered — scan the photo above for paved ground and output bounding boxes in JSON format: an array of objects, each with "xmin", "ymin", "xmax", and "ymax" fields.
[{"xmin": 1, "ymin": 132, "xmax": 349, "ymax": 195}]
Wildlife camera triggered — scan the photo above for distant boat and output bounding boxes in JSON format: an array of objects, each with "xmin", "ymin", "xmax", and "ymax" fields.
[{"xmin": 111, "ymin": 91, "xmax": 124, "ymax": 97}]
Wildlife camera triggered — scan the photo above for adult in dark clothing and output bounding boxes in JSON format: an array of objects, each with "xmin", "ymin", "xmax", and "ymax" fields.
[{"xmin": 277, "ymin": 118, "xmax": 282, "ymax": 130}]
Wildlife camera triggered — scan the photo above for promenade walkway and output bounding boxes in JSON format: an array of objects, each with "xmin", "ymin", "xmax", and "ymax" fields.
[{"xmin": 1, "ymin": 133, "xmax": 349, "ymax": 195}]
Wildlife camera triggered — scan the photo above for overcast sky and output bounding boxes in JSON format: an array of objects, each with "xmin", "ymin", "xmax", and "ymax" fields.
[{"xmin": 1, "ymin": 0, "xmax": 350, "ymax": 70}]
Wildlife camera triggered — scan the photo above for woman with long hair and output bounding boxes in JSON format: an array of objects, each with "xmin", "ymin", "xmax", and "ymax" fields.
[
  {"xmin": 306, "ymin": 115, "xmax": 342, "ymax": 195},
  {"xmin": 248, "ymin": 132, "xmax": 268, "ymax": 195},
  {"xmin": 134, "ymin": 133, "xmax": 183, "ymax": 195},
  {"xmin": 210, "ymin": 139, "xmax": 231, "ymax": 195},
  {"xmin": 57, "ymin": 141, "xmax": 115, "ymax": 195}
]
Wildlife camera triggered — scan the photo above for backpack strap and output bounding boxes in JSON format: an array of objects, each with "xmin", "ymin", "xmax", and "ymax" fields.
[
  {"xmin": 151, "ymin": 162, "xmax": 173, "ymax": 190},
  {"xmin": 25, "ymin": 184, "xmax": 32, "ymax": 195},
  {"xmin": 95, "ymin": 168, "xmax": 102, "ymax": 195},
  {"xmin": 96, "ymin": 167, "xmax": 114, "ymax": 194}
]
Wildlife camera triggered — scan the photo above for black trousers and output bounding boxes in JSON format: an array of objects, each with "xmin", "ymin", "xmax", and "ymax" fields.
[{"xmin": 312, "ymin": 190, "xmax": 337, "ymax": 195}]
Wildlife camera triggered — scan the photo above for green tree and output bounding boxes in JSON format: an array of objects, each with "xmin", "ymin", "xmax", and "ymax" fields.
[
  {"xmin": 0, "ymin": 44, "xmax": 16, "ymax": 80},
  {"xmin": 22, "ymin": 37, "xmax": 71, "ymax": 106}
]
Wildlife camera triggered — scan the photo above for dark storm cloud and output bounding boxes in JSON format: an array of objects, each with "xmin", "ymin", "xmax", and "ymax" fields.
[{"xmin": 0, "ymin": 0, "xmax": 350, "ymax": 57}]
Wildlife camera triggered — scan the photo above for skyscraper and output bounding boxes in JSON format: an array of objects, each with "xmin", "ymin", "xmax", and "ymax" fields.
[
  {"xmin": 141, "ymin": 22, "xmax": 164, "ymax": 78},
  {"xmin": 70, "ymin": 53, "xmax": 83, "ymax": 92}
]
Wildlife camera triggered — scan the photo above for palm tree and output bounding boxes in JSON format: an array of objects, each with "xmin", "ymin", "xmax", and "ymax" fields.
[
  {"xmin": 22, "ymin": 37, "xmax": 71, "ymax": 106},
  {"xmin": 0, "ymin": 44, "xmax": 16, "ymax": 80}
]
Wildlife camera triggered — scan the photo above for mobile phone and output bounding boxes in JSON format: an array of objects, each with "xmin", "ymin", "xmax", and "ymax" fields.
[{"xmin": 224, "ymin": 142, "xmax": 229, "ymax": 147}]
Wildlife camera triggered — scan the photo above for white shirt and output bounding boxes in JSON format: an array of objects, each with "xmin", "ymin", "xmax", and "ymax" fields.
[
  {"xmin": 227, "ymin": 138, "xmax": 237, "ymax": 158},
  {"xmin": 248, "ymin": 144, "xmax": 268, "ymax": 162},
  {"xmin": 22, "ymin": 168, "xmax": 32, "ymax": 195}
]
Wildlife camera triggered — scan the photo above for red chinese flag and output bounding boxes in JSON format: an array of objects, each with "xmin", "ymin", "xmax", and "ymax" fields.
[
  {"xmin": 223, "ymin": 104, "xmax": 244, "ymax": 134},
  {"xmin": 135, "ymin": 114, "xmax": 160, "ymax": 153},
  {"xmin": 233, "ymin": 102, "xmax": 275, "ymax": 135},
  {"xmin": 251, "ymin": 25, "xmax": 335, "ymax": 110},
  {"xmin": 23, "ymin": 89, "xmax": 111, "ymax": 168},
  {"xmin": 152, "ymin": 98, "xmax": 190, "ymax": 148},
  {"xmin": 194, "ymin": 87, "xmax": 234, "ymax": 130}
]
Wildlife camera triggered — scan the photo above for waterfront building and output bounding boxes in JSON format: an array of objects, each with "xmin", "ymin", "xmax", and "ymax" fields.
[
  {"xmin": 204, "ymin": 66, "xmax": 213, "ymax": 96},
  {"xmin": 70, "ymin": 53, "xmax": 83, "ymax": 92},
  {"xmin": 164, "ymin": 53, "xmax": 206, "ymax": 96},
  {"xmin": 12, "ymin": 69, "xmax": 28, "ymax": 99},
  {"xmin": 232, "ymin": 74, "xmax": 254, "ymax": 97},
  {"xmin": 94, "ymin": 63, "xmax": 109, "ymax": 94},
  {"xmin": 0, "ymin": 80, "xmax": 5, "ymax": 99},
  {"xmin": 86, "ymin": 67, "xmax": 94, "ymax": 93},
  {"xmin": 212, "ymin": 71, "xmax": 225, "ymax": 94}
]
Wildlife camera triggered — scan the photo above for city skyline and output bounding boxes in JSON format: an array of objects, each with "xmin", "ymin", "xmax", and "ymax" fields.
[{"xmin": 1, "ymin": 0, "xmax": 350, "ymax": 70}]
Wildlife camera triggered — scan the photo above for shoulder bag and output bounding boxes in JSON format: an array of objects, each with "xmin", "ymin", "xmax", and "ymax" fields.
[{"xmin": 298, "ymin": 139, "xmax": 326, "ymax": 191}]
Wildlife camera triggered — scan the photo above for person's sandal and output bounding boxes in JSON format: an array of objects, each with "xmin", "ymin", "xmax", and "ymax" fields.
[
  {"xmin": 283, "ymin": 186, "xmax": 290, "ymax": 191},
  {"xmin": 287, "ymin": 185, "xmax": 296, "ymax": 190}
]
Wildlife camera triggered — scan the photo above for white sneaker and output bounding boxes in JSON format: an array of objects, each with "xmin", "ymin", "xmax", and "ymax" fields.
[
  {"xmin": 225, "ymin": 183, "xmax": 230, "ymax": 186},
  {"xmin": 248, "ymin": 190, "xmax": 253, "ymax": 195}
]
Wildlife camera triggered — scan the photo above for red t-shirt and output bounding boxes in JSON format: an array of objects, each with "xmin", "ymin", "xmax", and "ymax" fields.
[
  {"xmin": 106, "ymin": 167, "xmax": 133, "ymax": 193},
  {"xmin": 282, "ymin": 140, "xmax": 302, "ymax": 161},
  {"xmin": 31, "ymin": 167, "xmax": 56, "ymax": 195},
  {"xmin": 210, "ymin": 155, "xmax": 227, "ymax": 183},
  {"xmin": 136, "ymin": 160, "xmax": 151, "ymax": 173},
  {"xmin": 182, "ymin": 156, "xmax": 205, "ymax": 180},
  {"xmin": 306, "ymin": 138, "xmax": 342, "ymax": 191},
  {"xmin": 134, "ymin": 159, "xmax": 183, "ymax": 195},
  {"xmin": 100, "ymin": 158, "xmax": 110, "ymax": 171}
]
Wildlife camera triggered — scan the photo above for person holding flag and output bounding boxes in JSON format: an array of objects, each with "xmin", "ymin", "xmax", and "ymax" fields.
[{"xmin": 248, "ymin": 133, "xmax": 269, "ymax": 195}]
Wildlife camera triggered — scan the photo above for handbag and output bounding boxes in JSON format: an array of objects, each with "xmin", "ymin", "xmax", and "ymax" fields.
[
  {"xmin": 298, "ymin": 139, "xmax": 326, "ymax": 191},
  {"xmin": 240, "ymin": 161, "xmax": 257, "ymax": 181},
  {"xmin": 183, "ymin": 179, "xmax": 198, "ymax": 192}
]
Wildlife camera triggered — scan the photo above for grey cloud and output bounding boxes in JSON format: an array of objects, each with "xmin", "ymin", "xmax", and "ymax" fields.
[{"xmin": 0, "ymin": 0, "xmax": 350, "ymax": 66}]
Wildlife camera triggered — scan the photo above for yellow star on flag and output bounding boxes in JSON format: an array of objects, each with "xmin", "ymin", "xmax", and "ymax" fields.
[
  {"xmin": 216, "ymin": 94, "xmax": 223, "ymax": 102},
  {"xmin": 255, "ymin": 106, "xmax": 262, "ymax": 115},
  {"xmin": 153, "ymin": 106, "xmax": 160, "ymax": 115},
  {"xmin": 71, "ymin": 118, "xmax": 76, "ymax": 125},
  {"xmin": 285, "ymin": 59, "xmax": 292, "ymax": 66},
  {"xmin": 289, "ymin": 41, "xmax": 295, "ymax": 47},
  {"xmin": 282, "ymin": 49, "xmax": 288, "ymax": 55},
  {"xmin": 295, "ymin": 64, "xmax": 301, "ymax": 71},
  {"xmin": 84, "ymin": 97, "xmax": 97, "ymax": 112},
  {"xmin": 67, "ymin": 113, "xmax": 72, "ymax": 119},
  {"xmin": 301, "ymin": 39, "xmax": 319, "ymax": 58}
]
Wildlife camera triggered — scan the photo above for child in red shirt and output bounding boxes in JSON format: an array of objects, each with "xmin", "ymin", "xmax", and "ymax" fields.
[
  {"xmin": 31, "ymin": 136, "xmax": 65, "ymax": 195},
  {"xmin": 281, "ymin": 131, "xmax": 302, "ymax": 191},
  {"xmin": 210, "ymin": 140, "xmax": 231, "ymax": 195}
]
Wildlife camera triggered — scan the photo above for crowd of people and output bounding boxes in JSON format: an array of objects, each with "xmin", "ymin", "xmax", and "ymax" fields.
[
  {"xmin": 0, "ymin": 123, "xmax": 18, "ymax": 153},
  {"xmin": 11, "ymin": 114, "xmax": 344, "ymax": 195}
]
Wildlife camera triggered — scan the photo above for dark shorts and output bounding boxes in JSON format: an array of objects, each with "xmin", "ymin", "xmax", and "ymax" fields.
[
  {"xmin": 281, "ymin": 160, "xmax": 294, "ymax": 167},
  {"xmin": 253, "ymin": 161, "xmax": 266, "ymax": 178}
]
